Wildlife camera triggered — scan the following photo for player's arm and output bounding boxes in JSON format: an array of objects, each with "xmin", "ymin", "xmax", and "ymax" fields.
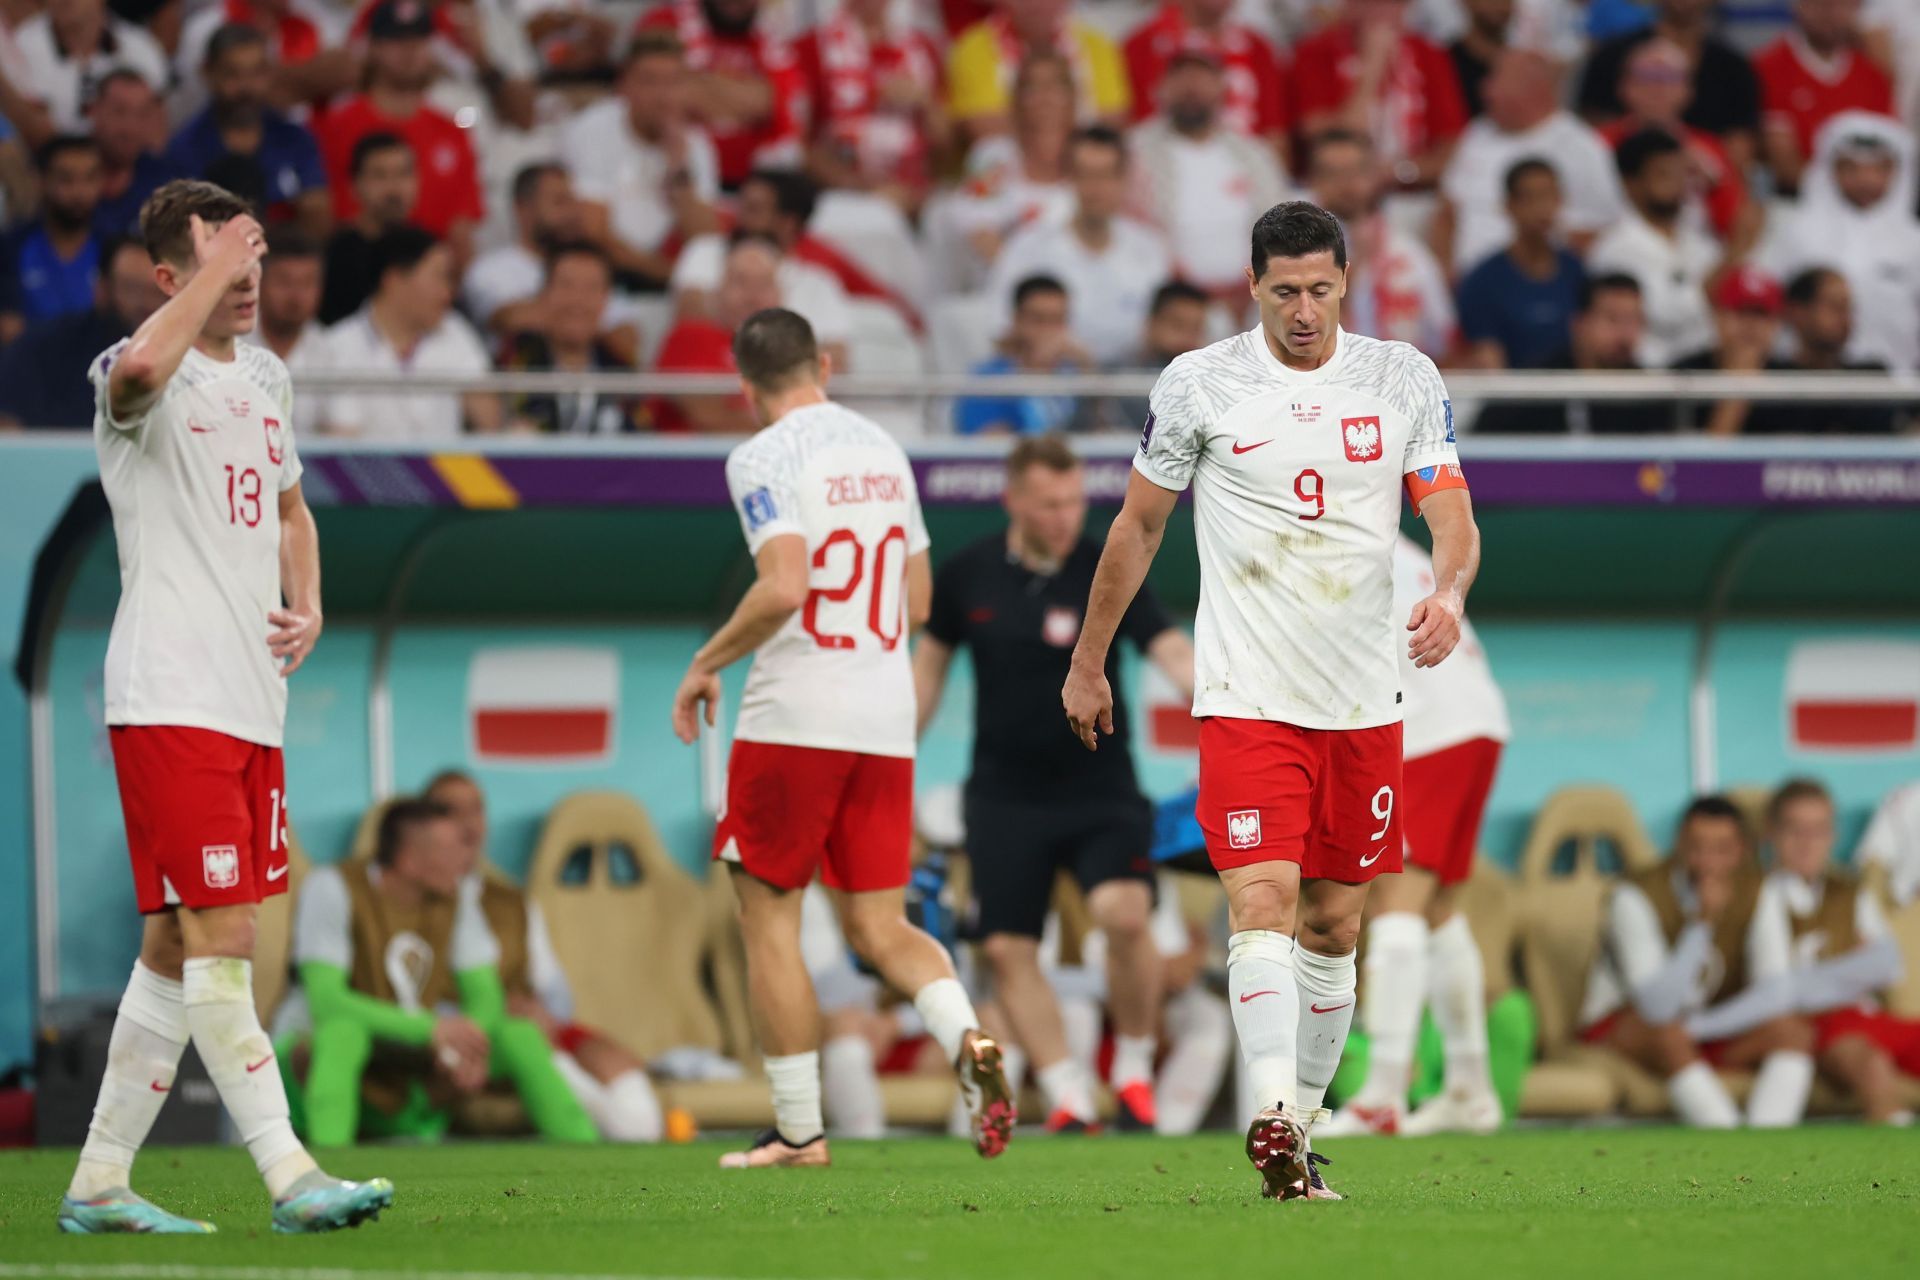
[
  {"xmin": 1606, "ymin": 884, "xmax": 1713, "ymax": 1025},
  {"xmin": 271, "ymin": 482, "xmax": 323, "ymax": 676},
  {"xmin": 671, "ymin": 534, "xmax": 810, "ymax": 744},
  {"xmin": 1406, "ymin": 487, "xmax": 1479, "ymax": 669},
  {"xmin": 1686, "ymin": 881, "xmax": 1796, "ymax": 1041},
  {"xmin": 1791, "ymin": 892, "xmax": 1905, "ymax": 1012},
  {"xmin": 913, "ymin": 635, "xmax": 954, "ymax": 739},
  {"xmin": 1064, "ymin": 470, "xmax": 1180, "ymax": 750},
  {"xmin": 108, "ymin": 214, "xmax": 265, "ymax": 425}
]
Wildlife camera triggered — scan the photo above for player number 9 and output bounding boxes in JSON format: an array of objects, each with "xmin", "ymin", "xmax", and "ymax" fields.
[
  {"xmin": 1294, "ymin": 468, "xmax": 1324, "ymax": 522},
  {"xmin": 1368, "ymin": 785, "xmax": 1394, "ymax": 841}
]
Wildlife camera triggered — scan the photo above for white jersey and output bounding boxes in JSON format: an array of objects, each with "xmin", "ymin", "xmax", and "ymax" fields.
[
  {"xmin": 91, "ymin": 341, "xmax": 303, "ymax": 747},
  {"xmin": 1392, "ymin": 535, "xmax": 1509, "ymax": 758},
  {"xmin": 725, "ymin": 400, "xmax": 930, "ymax": 758},
  {"xmin": 1136, "ymin": 327, "xmax": 1462, "ymax": 730}
]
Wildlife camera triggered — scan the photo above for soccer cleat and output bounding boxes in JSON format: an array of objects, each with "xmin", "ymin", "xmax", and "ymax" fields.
[
  {"xmin": 1245, "ymin": 1105, "xmax": 1310, "ymax": 1201},
  {"xmin": 1399, "ymin": 1088, "xmax": 1503, "ymax": 1137},
  {"xmin": 718, "ymin": 1129, "xmax": 831, "ymax": 1169},
  {"xmin": 1303, "ymin": 1149, "xmax": 1342, "ymax": 1201},
  {"xmin": 956, "ymin": 1031, "xmax": 1017, "ymax": 1158},
  {"xmin": 57, "ymin": 1189, "xmax": 216, "ymax": 1234},
  {"xmin": 1044, "ymin": 1109, "xmax": 1100, "ymax": 1135},
  {"xmin": 1318, "ymin": 1100, "xmax": 1403, "ymax": 1138},
  {"xmin": 1113, "ymin": 1080, "xmax": 1157, "ymax": 1132},
  {"xmin": 270, "ymin": 1171, "xmax": 395, "ymax": 1234}
]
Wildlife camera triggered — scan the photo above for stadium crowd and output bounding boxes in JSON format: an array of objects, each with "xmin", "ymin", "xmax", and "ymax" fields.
[{"xmin": 0, "ymin": 0, "xmax": 1912, "ymax": 436}]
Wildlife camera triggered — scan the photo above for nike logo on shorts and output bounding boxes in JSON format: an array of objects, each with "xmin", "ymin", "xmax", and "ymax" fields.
[
  {"xmin": 266, "ymin": 863, "xmax": 289, "ymax": 882},
  {"xmin": 1359, "ymin": 847, "xmax": 1387, "ymax": 867},
  {"xmin": 1238, "ymin": 990, "xmax": 1283, "ymax": 1003},
  {"xmin": 1309, "ymin": 1001, "xmax": 1352, "ymax": 1015},
  {"xmin": 1231, "ymin": 439, "xmax": 1272, "ymax": 455}
]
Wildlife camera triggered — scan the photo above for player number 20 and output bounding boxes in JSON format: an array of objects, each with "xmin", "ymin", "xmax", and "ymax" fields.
[
  {"xmin": 1368, "ymin": 785, "xmax": 1394, "ymax": 841},
  {"xmin": 1294, "ymin": 468, "xmax": 1325, "ymax": 521},
  {"xmin": 803, "ymin": 525, "xmax": 909, "ymax": 652}
]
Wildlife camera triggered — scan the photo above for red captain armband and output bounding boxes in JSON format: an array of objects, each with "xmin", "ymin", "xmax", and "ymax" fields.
[{"xmin": 1404, "ymin": 462, "xmax": 1469, "ymax": 513}]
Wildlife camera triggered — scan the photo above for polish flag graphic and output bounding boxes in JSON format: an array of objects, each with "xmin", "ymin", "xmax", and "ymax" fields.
[
  {"xmin": 468, "ymin": 647, "xmax": 620, "ymax": 764},
  {"xmin": 1785, "ymin": 639, "xmax": 1920, "ymax": 751},
  {"xmin": 1140, "ymin": 659, "xmax": 1199, "ymax": 753}
]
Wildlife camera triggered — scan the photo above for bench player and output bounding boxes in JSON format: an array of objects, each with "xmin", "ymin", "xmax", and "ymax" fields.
[
  {"xmin": 1064, "ymin": 201, "xmax": 1481, "ymax": 1201},
  {"xmin": 671, "ymin": 307, "xmax": 1014, "ymax": 1167},
  {"xmin": 62, "ymin": 180, "xmax": 391, "ymax": 1234}
]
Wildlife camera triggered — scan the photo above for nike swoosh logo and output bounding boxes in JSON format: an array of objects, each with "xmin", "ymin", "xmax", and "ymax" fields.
[
  {"xmin": 1359, "ymin": 847, "xmax": 1387, "ymax": 867},
  {"xmin": 1309, "ymin": 1001, "xmax": 1352, "ymax": 1015},
  {"xmin": 149, "ymin": 1080, "xmax": 170, "ymax": 1093},
  {"xmin": 245, "ymin": 1055, "xmax": 274, "ymax": 1073},
  {"xmin": 187, "ymin": 421, "xmax": 215, "ymax": 433},
  {"xmin": 1238, "ymin": 990, "xmax": 1283, "ymax": 1003},
  {"xmin": 266, "ymin": 863, "xmax": 288, "ymax": 882},
  {"xmin": 1231, "ymin": 439, "xmax": 1272, "ymax": 455}
]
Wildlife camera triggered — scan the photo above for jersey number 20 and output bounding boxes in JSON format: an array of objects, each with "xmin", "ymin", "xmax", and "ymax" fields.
[{"xmin": 804, "ymin": 526, "xmax": 908, "ymax": 652}]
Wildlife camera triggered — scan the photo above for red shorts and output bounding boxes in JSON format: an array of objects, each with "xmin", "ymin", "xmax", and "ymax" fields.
[
  {"xmin": 1813, "ymin": 1007, "xmax": 1920, "ymax": 1075},
  {"xmin": 1579, "ymin": 1011, "xmax": 1736, "ymax": 1067},
  {"xmin": 1401, "ymin": 737, "xmax": 1503, "ymax": 885},
  {"xmin": 713, "ymin": 739, "xmax": 913, "ymax": 893},
  {"xmin": 109, "ymin": 725, "xmax": 289, "ymax": 915},
  {"xmin": 1195, "ymin": 717, "xmax": 1403, "ymax": 880}
]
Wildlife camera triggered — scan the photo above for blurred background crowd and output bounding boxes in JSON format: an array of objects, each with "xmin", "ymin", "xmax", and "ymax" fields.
[{"xmin": 0, "ymin": 0, "xmax": 1915, "ymax": 437}]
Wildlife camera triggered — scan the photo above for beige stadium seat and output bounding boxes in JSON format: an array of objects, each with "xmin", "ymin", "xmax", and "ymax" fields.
[
  {"xmin": 252, "ymin": 830, "xmax": 313, "ymax": 1024},
  {"xmin": 1724, "ymin": 784, "xmax": 1775, "ymax": 848},
  {"xmin": 1455, "ymin": 857, "xmax": 1520, "ymax": 1001},
  {"xmin": 1864, "ymin": 863, "xmax": 1920, "ymax": 1017}
]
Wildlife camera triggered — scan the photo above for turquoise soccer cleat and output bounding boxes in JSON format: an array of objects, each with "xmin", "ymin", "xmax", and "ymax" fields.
[
  {"xmin": 271, "ymin": 1171, "xmax": 395, "ymax": 1234},
  {"xmin": 57, "ymin": 1189, "xmax": 217, "ymax": 1234}
]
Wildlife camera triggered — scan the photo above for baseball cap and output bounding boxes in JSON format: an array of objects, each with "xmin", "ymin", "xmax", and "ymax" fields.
[
  {"xmin": 1713, "ymin": 266, "xmax": 1783, "ymax": 316},
  {"xmin": 368, "ymin": 0, "xmax": 435, "ymax": 41}
]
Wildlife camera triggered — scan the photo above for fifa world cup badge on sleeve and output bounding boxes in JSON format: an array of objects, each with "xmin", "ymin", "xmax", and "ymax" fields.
[
  {"xmin": 1444, "ymin": 399, "xmax": 1456, "ymax": 444},
  {"xmin": 1139, "ymin": 410, "xmax": 1156, "ymax": 451},
  {"xmin": 743, "ymin": 487, "xmax": 777, "ymax": 531}
]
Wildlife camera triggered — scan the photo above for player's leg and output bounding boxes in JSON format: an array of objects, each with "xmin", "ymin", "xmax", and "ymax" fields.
[
  {"xmin": 1714, "ymin": 1014, "xmax": 1817, "ymax": 1128},
  {"xmin": 820, "ymin": 1005, "xmax": 888, "ymax": 1139},
  {"xmin": 729, "ymin": 867, "xmax": 830, "ymax": 1159},
  {"xmin": 301, "ymin": 1015, "xmax": 373, "ymax": 1146},
  {"xmin": 1326, "ymin": 866, "xmax": 1435, "ymax": 1135},
  {"xmin": 1591, "ymin": 1008, "xmax": 1740, "ymax": 1128},
  {"xmin": 1154, "ymin": 982, "xmax": 1234, "ymax": 1135},
  {"xmin": 1294, "ymin": 877, "xmax": 1367, "ymax": 1120},
  {"xmin": 565, "ymin": 1029, "xmax": 664, "ymax": 1142},
  {"xmin": 1817, "ymin": 1025, "xmax": 1906, "ymax": 1125},
  {"xmin": 1078, "ymin": 800, "xmax": 1162, "ymax": 1130},
  {"xmin": 486, "ymin": 1016, "xmax": 599, "ymax": 1142}
]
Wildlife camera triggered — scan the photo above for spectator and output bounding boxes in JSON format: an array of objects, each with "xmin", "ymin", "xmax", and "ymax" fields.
[
  {"xmin": 1757, "ymin": 0, "xmax": 1896, "ymax": 195},
  {"xmin": 1588, "ymin": 128, "xmax": 1720, "ymax": 368},
  {"xmin": 1476, "ymin": 273, "xmax": 1672, "ymax": 434},
  {"xmin": 947, "ymin": 0, "xmax": 1131, "ymax": 140},
  {"xmin": 317, "ymin": 0, "xmax": 484, "ymax": 254},
  {"xmin": 668, "ymin": 169, "xmax": 853, "ymax": 367},
  {"xmin": 498, "ymin": 245, "xmax": 648, "ymax": 436},
  {"xmin": 1761, "ymin": 112, "xmax": 1920, "ymax": 372},
  {"xmin": 246, "ymin": 228, "xmax": 326, "ymax": 435},
  {"xmin": 165, "ymin": 23, "xmax": 330, "ymax": 241},
  {"xmin": 88, "ymin": 70, "xmax": 179, "ymax": 240},
  {"xmin": 0, "ymin": 236, "xmax": 160, "ymax": 429},
  {"xmin": 955, "ymin": 274, "xmax": 1090, "ymax": 436},
  {"xmin": 560, "ymin": 28, "xmax": 722, "ymax": 287},
  {"xmin": 1124, "ymin": 0, "xmax": 1291, "ymax": 160},
  {"xmin": 1672, "ymin": 267, "xmax": 1798, "ymax": 436},
  {"xmin": 1864, "ymin": 0, "xmax": 1920, "ymax": 137},
  {"xmin": 1456, "ymin": 159, "xmax": 1588, "ymax": 370},
  {"xmin": 1599, "ymin": 37, "xmax": 1757, "ymax": 252},
  {"xmin": 1291, "ymin": 0, "xmax": 1469, "ymax": 192},
  {"xmin": 0, "ymin": 135, "xmax": 106, "ymax": 344},
  {"xmin": 1434, "ymin": 48, "xmax": 1623, "ymax": 276},
  {"xmin": 944, "ymin": 51, "xmax": 1077, "ymax": 281},
  {"xmin": 793, "ymin": 0, "xmax": 948, "ymax": 213},
  {"xmin": 1778, "ymin": 267, "xmax": 1901, "ymax": 433},
  {"xmin": 1130, "ymin": 50, "xmax": 1290, "ymax": 298},
  {"xmin": 1449, "ymin": 0, "xmax": 1516, "ymax": 119},
  {"xmin": 521, "ymin": 3, "xmax": 620, "ymax": 79},
  {"xmin": 1109, "ymin": 279, "xmax": 1210, "ymax": 429},
  {"xmin": 1577, "ymin": 0, "xmax": 1762, "ymax": 172},
  {"xmin": 172, "ymin": 0, "xmax": 354, "ymax": 119},
  {"xmin": 985, "ymin": 126, "xmax": 1171, "ymax": 368},
  {"xmin": 314, "ymin": 226, "xmax": 500, "ymax": 440},
  {"xmin": 321, "ymin": 132, "xmax": 416, "ymax": 325},
  {"xmin": 463, "ymin": 162, "xmax": 585, "ymax": 337},
  {"xmin": 636, "ymin": 0, "xmax": 805, "ymax": 188},
  {"xmin": 1310, "ymin": 129, "xmax": 1454, "ymax": 356},
  {"xmin": 650, "ymin": 233, "xmax": 782, "ymax": 434},
  {"xmin": 11, "ymin": 0, "xmax": 168, "ymax": 138}
]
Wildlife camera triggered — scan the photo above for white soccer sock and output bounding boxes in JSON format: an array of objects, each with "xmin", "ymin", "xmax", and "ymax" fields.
[
  {"xmin": 1036, "ymin": 1057, "xmax": 1097, "ymax": 1121},
  {"xmin": 1667, "ymin": 1060, "xmax": 1740, "ymax": 1129},
  {"xmin": 1155, "ymin": 987, "xmax": 1232, "ymax": 1135},
  {"xmin": 1293, "ymin": 944, "xmax": 1357, "ymax": 1113},
  {"xmin": 68, "ymin": 962, "xmax": 190, "ymax": 1200},
  {"xmin": 553, "ymin": 1052, "xmax": 666, "ymax": 1144},
  {"xmin": 1357, "ymin": 912, "xmax": 1429, "ymax": 1105},
  {"xmin": 1110, "ymin": 1034, "xmax": 1157, "ymax": 1089},
  {"xmin": 1747, "ymin": 1051, "xmax": 1815, "ymax": 1129},
  {"xmin": 181, "ymin": 957, "xmax": 315, "ymax": 1198},
  {"xmin": 1427, "ymin": 914, "xmax": 1493, "ymax": 1096},
  {"xmin": 911, "ymin": 977, "xmax": 979, "ymax": 1065},
  {"xmin": 1227, "ymin": 930, "xmax": 1299, "ymax": 1112},
  {"xmin": 763, "ymin": 1050, "xmax": 824, "ymax": 1145},
  {"xmin": 821, "ymin": 1034, "xmax": 886, "ymax": 1139}
]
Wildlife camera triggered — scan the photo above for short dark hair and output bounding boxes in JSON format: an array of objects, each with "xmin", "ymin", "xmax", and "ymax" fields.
[
  {"xmin": 36, "ymin": 133, "xmax": 98, "ymax": 174},
  {"xmin": 1615, "ymin": 126, "xmax": 1684, "ymax": 180},
  {"xmin": 512, "ymin": 161, "xmax": 565, "ymax": 208},
  {"xmin": 376, "ymin": 797, "xmax": 451, "ymax": 868},
  {"xmin": 1785, "ymin": 266, "xmax": 1842, "ymax": 308},
  {"xmin": 1310, "ymin": 128, "xmax": 1373, "ymax": 161},
  {"xmin": 1504, "ymin": 157, "xmax": 1559, "ymax": 197},
  {"xmin": 371, "ymin": 226, "xmax": 441, "ymax": 286},
  {"xmin": 1249, "ymin": 200, "xmax": 1346, "ymax": 276},
  {"xmin": 1150, "ymin": 280, "xmax": 1209, "ymax": 316},
  {"xmin": 728, "ymin": 228, "xmax": 783, "ymax": 258},
  {"xmin": 1768, "ymin": 777, "xmax": 1833, "ymax": 826},
  {"xmin": 1164, "ymin": 49, "xmax": 1223, "ymax": 77},
  {"xmin": 624, "ymin": 26, "xmax": 684, "ymax": 68},
  {"xmin": 99, "ymin": 233, "xmax": 146, "ymax": 271},
  {"xmin": 204, "ymin": 20, "xmax": 267, "ymax": 67},
  {"xmin": 545, "ymin": 239, "xmax": 610, "ymax": 281},
  {"xmin": 746, "ymin": 168, "xmax": 819, "ymax": 227},
  {"xmin": 1579, "ymin": 271, "xmax": 1642, "ymax": 313},
  {"xmin": 1680, "ymin": 794, "xmax": 1748, "ymax": 836},
  {"xmin": 1068, "ymin": 124, "xmax": 1127, "ymax": 167},
  {"xmin": 351, "ymin": 131, "xmax": 411, "ymax": 179},
  {"xmin": 733, "ymin": 307, "xmax": 820, "ymax": 391},
  {"xmin": 265, "ymin": 226, "xmax": 320, "ymax": 262},
  {"xmin": 1006, "ymin": 434, "xmax": 1079, "ymax": 481},
  {"xmin": 139, "ymin": 178, "xmax": 253, "ymax": 265},
  {"xmin": 91, "ymin": 68, "xmax": 153, "ymax": 105},
  {"xmin": 423, "ymin": 769, "xmax": 478, "ymax": 801},
  {"xmin": 1012, "ymin": 273, "xmax": 1067, "ymax": 310}
]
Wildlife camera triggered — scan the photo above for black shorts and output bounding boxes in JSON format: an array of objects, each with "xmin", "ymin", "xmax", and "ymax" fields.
[{"xmin": 963, "ymin": 790, "xmax": 1155, "ymax": 940}]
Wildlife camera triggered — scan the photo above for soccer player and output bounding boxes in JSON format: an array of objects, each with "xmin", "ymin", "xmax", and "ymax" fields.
[
  {"xmin": 1324, "ymin": 534, "xmax": 1510, "ymax": 1137},
  {"xmin": 671, "ymin": 307, "xmax": 1014, "ymax": 1168},
  {"xmin": 1065, "ymin": 201, "xmax": 1481, "ymax": 1202},
  {"xmin": 63, "ymin": 179, "xmax": 391, "ymax": 1234}
]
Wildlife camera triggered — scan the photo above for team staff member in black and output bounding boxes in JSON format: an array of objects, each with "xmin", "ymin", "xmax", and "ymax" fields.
[{"xmin": 915, "ymin": 435, "xmax": 1194, "ymax": 1132}]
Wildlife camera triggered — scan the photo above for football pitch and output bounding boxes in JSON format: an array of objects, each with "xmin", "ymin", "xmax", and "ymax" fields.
[{"xmin": 0, "ymin": 1129, "xmax": 1912, "ymax": 1279}]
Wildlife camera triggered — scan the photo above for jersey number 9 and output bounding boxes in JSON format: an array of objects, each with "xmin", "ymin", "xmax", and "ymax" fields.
[{"xmin": 1294, "ymin": 468, "xmax": 1324, "ymax": 522}]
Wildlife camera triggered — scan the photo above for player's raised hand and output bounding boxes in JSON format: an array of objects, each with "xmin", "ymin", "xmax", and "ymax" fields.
[
  {"xmin": 267, "ymin": 608, "xmax": 322, "ymax": 676},
  {"xmin": 1406, "ymin": 591, "xmax": 1463, "ymax": 668},
  {"xmin": 672, "ymin": 664, "xmax": 722, "ymax": 744},
  {"xmin": 1062, "ymin": 662, "xmax": 1115, "ymax": 752},
  {"xmin": 191, "ymin": 212, "xmax": 266, "ymax": 286}
]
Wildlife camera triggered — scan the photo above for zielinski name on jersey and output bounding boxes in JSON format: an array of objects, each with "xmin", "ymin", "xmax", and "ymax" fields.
[{"xmin": 742, "ymin": 472, "xmax": 909, "ymax": 531}]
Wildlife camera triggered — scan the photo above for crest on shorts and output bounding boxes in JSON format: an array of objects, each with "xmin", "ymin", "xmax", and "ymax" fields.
[
  {"xmin": 1341, "ymin": 416, "xmax": 1382, "ymax": 462},
  {"xmin": 1042, "ymin": 606, "xmax": 1081, "ymax": 648},
  {"xmin": 263, "ymin": 416, "xmax": 284, "ymax": 465},
  {"xmin": 1226, "ymin": 809, "xmax": 1262, "ymax": 850},
  {"xmin": 201, "ymin": 845, "xmax": 239, "ymax": 889}
]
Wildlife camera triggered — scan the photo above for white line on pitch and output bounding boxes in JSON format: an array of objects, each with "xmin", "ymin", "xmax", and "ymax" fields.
[{"xmin": 0, "ymin": 1267, "xmax": 831, "ymax": 1280}]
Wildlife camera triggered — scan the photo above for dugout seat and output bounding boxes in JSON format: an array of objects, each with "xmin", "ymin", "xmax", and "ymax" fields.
[
  {"xmin": 1724, "ymin": 784, "xmax": 1775, "ymax": 848},
  {"xmin": 251, "ymin": 829, "xmax": 313, "ymax": 1025}
]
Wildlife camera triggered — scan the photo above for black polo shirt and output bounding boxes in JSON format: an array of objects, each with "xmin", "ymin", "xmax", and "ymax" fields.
[
  {"xmin": 926, "ymin": 532, "xmax": 1176, "ymax": 804},
  {"xmin": 1577, "ymin": 30, "xmax": 1760, "ymax": 139}
]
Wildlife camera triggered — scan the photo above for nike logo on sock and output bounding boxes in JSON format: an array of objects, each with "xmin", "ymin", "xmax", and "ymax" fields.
[
  {"xmin": 1309, "ymin": 1002, "xmax": 1352, "ymax": 1015},
  {"xmin": 149, "ymin": 1081, "xmax": 170, "ymax": 1092},
  {"xmin": 1238, "ymin": 990, "xmax": 1283, "ymax": 1003},
  {"xmin": 245, "ymin": 1055, "xmax": 274, "ymax": 1073}
]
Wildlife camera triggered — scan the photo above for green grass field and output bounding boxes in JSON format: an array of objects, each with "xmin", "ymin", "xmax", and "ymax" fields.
[{"xmin": 0, "ymin": 1129, "xmax": 1914, "ymax": 1279}]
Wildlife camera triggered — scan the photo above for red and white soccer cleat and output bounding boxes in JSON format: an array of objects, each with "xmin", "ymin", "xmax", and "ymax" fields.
[
  {"xmin": 1113, "ymin": 1080, "xmax": 1157, "ymax": 1132},
  {"xmin": 1303, "ymin": 1149, "xmax": 1342, "ymax": 1201},
  {"xmin": 1044, "ymin": 1109, "xmax": 1100, "ymax": 1135},
  {"xmin": 1317, "ymin": 1099, "xmax": 1403, "ymax": 1138},
  {"xmin": 1399, "ymin": 1088, "xmax": 1502, "ymax": 1137},
  {"xmin": 956, "ymin": 1031, "xmax": 1017, "ymax": 1158},
  {"xmin": 718, "ymin": 1130, "xmax": 831, "ymax": 1169},
  {"xmin": 1245, "ymin": 1105, "xmax": 1310, "ymax": 1200}
]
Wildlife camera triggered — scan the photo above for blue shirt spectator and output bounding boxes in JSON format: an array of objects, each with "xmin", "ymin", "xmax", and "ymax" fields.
[
  {"xmin": 955, "ymin": 354, "xmax": 1083, "ymax": 436},
  {"xmin": 0, "ymin": 136, "xmax": 107, "ymax": 343},
  {"xmin": 96, "ymin": 152, "xmax": 184, "ymax": 238},
  {"xmin": 954, "ymin": 275, "xmax": 1090, "ymax": 436},
  {"xmin": 0, "ymin": 238, "xmax": 163, "ymax": 429},
  {"xmin": 89, "ymin": 70, "xmax": 183, "ymax": 238},
  {"xmin": 1456, "ymin": 158, "xmax": 1588, "ymax": 371}
]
